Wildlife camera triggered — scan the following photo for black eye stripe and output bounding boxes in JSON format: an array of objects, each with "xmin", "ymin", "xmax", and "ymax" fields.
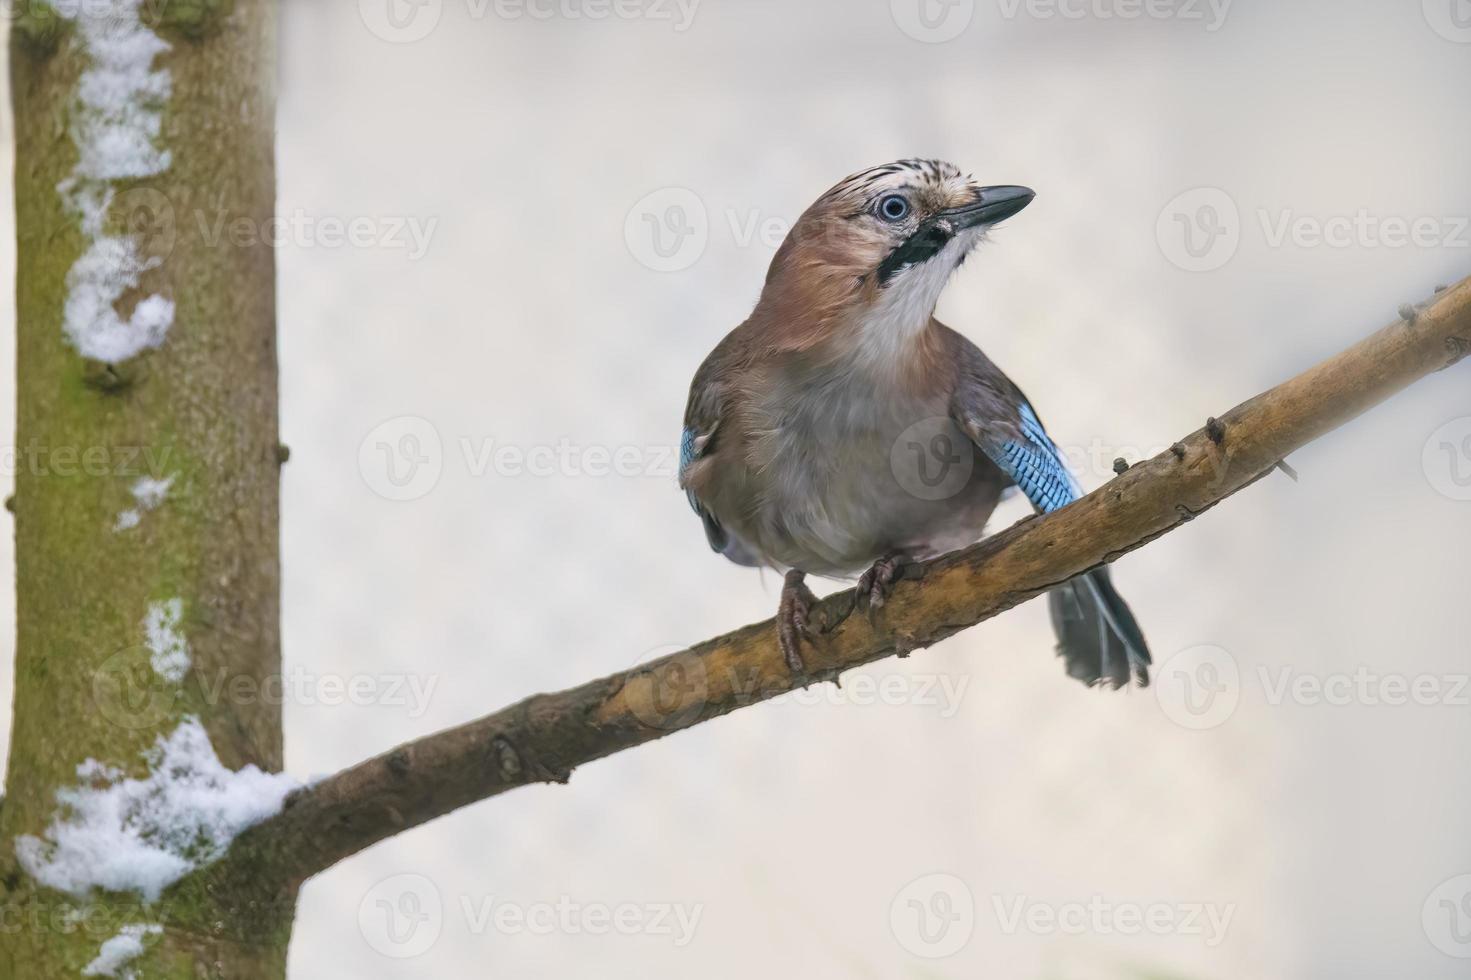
[{"xmin": 876, "ymin": 220, "xmax": 956, "ymax": 287}]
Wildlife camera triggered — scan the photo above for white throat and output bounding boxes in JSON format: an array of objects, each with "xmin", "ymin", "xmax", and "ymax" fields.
[{"xmin": 850, "ymin": 229, "xmax": 981, "ymax": 374}]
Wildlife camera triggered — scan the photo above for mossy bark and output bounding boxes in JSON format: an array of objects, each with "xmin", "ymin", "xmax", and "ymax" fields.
[{"xmin": 1, "ymin": 4, "xmax": 293, "ymax": 977}]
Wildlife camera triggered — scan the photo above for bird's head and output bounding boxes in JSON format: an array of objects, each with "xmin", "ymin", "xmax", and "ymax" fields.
[{"xmin": 757, "ymin": 159, "xmax": 1033, "ymax": 349}]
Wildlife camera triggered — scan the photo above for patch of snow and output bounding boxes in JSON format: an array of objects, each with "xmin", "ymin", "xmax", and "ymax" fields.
[
  {"xmin": 53, "ymin": 0, "xmax": 176, "ymax": 364},
  {"xmin": 63, "ymin": 239, "xmax": 175, "ymax": 364},
  {"xmin": 114, "ymin": 474, "xmax": 174, "ymax": 533},
  {"xmin": 82, "ymin": 922, "xmax": 161, "ymax": 978},
  {"xmin": 130, "ymin": 475, "xmax": 173, "ymax": 509},
  {"xmin": 142, "ymin": 597, "xmax": 189, "ymax": 682},
  {"xmin": 15, "ymin": 718, "xmax": 300, "ymax": 902}
]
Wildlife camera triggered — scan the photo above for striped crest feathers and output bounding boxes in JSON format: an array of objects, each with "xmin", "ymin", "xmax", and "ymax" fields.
[{"xmin": 754, "ymin": 159, "xmax": 982, "ymax": 354}]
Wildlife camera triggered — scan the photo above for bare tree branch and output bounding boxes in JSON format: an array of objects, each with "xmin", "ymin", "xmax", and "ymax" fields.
[{"xmin": 199, "ymin": 275, "xmax": 1471, "ymax": 900}]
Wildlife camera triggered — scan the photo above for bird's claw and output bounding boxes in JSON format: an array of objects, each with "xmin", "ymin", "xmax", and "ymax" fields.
[
  {"xmin": 857, "ymin": 555, "xmax": 904, "ymax": 615},
  {"xmin": 778, "ymin": 570, "xmax": 824, "ymax": 674}
]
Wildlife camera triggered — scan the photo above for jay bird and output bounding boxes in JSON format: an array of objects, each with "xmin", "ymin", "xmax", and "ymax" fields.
[{"xmin": 679, "ymin": 159, "xmax": 1150, "ymax": 688}]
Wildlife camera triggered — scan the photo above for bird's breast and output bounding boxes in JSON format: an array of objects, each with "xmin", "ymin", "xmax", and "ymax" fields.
[{"xmin": 737, "ymin": 366, "xmax": 1003, "ymax": 576}]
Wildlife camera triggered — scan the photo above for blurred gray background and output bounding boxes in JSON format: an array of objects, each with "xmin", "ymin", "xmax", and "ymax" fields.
[{"xmin": 4, "ymin": 0, "xmax": 1471, "ymax": 976}]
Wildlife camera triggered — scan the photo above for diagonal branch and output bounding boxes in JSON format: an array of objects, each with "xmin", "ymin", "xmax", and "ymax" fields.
[{"xmin": 195, "ymin": 274, "xmax": 1471, "ymax": 902}]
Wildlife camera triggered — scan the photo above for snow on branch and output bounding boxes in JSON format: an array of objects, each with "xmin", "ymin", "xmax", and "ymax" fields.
[
  {"xmin": 17, "ymin": 718, "xmax": 299, "ymax": 903},
  {"xmin": 82, "ymin": 922, "xmax": 161, "ymax": 978}
]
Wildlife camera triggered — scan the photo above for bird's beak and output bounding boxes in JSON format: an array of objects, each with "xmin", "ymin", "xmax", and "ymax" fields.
[
  {"xmin": 874, "ymin": 185, "xmax": 1036, "ymax": 287},
  {"xmin": 940, "ymin": 185, "xmax": 1036, "ymax": 230}
]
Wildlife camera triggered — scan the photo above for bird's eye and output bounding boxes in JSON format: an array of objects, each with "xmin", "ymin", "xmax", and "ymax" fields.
[{"xmin": 878, "ymin": 195, "xmax": 911, "ymax": 222}]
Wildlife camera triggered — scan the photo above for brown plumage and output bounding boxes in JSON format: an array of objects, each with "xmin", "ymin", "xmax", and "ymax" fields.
[{"xmin": 679, "ymin": 160, "xmax": 1150, "ymax": 687}]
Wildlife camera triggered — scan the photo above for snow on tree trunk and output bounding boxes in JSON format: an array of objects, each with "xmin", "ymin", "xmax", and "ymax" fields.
[{"xmin": 1, "ymin": 3, "xmax": 293, "ymax": 977}]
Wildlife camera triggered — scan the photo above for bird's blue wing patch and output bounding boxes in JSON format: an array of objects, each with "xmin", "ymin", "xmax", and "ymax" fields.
[
  {"xmin": 680, "ymin": 426, "xmax": 702, "ymax": 514},
  {"xmin": 990, "ymin": 403, "xmax": 1082, "ymax": 514},
  {"xmin": 679, "ymin": 425, "xmax": 752, "ymax": 561},
  {"xmin": 960, "ymin": 395, "xmax": 1149, "ymax": 683},
  {"xmin": 679, "ymin": 426, "xmax": 698, "ymax": 477}
]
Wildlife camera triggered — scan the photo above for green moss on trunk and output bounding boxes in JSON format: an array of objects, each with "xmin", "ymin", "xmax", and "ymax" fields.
[{"xmin": 1, "ymin": 3, "xmax": 292, "ymax": 976}]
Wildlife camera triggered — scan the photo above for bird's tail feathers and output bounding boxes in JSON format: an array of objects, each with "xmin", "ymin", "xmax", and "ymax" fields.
[{"xmin": 1047, "ymin": 567, "xmax": 1151, "ymax": 689}]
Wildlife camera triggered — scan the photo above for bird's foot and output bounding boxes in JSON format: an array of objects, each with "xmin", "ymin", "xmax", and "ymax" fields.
[
  {"xmin": 857, "ymin": 554, "xmax": 905, "ymax": 613},
  {"xmin": 777, "ymin": 569, "xmax": 824, "ymax": 674}
]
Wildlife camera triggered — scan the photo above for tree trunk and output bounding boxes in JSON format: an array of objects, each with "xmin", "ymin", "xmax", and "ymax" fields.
[{"xmin": 1, "ymin": 4, "xmax": 291, "ymax": 976}]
